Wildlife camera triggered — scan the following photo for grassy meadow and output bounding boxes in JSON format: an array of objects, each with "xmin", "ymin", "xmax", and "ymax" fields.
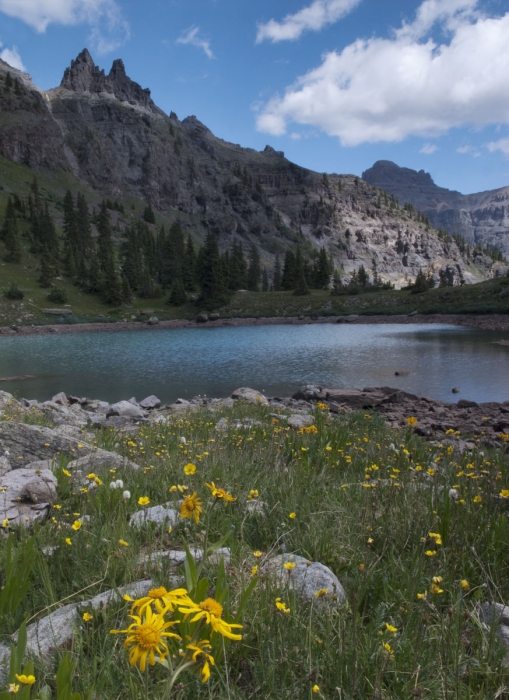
[{"xmin": 1, "ymin": 401, "xmax": 509, "ymax": 699}]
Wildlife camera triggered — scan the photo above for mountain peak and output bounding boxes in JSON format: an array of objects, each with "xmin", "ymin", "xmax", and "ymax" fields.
[{"xmin": 60, "ymin": 50, "xmax": 160, "ymax": 115}]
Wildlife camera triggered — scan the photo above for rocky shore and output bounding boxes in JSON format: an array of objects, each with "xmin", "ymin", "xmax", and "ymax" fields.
[{"xmin": 0, "ymin": 312, "xmax": 509, "ymax": 337}]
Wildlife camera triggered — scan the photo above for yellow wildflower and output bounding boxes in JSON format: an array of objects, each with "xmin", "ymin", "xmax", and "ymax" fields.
[
  {"xmin": 186, "ymin": 640, "xmax": 215, "ymax": 683},
  {"xmin": 461, "ymin": 579, "xmax": 470, "ymax": 591},
  {"xmin": 138, "ymin": 496, "xmax": 150, "ymax": 506},
  {"xmin": 183, "ymin": 463, "xmax": 196, "ymax": 475},
  {"xmin": 110, "ymin": 607, "xmax": 181, "ymax": 671},
  {"xmin": 315, "ymin": 589, "xmax": 329, "ymax": 598},
  {"xmin": 250, "ymin": 565, "xmax": 258, "ymax": 577},
  {"xmin": 71, "ymin": 520, "xmax": 82, "ymax": 531},
  {"xmin": 406, "ymin": 416, "xmax": 418, "ymax": 426},
  {"xmin": 205, "ymin": 482, "xmax": 236, "ymax": 504},
  {"xmin": 8, "ymin": 684, "xmax": 20, "ymax": 694},
  {"xmin": 473, "ymin": 495, "xmax": 482, "ymax": 503},
  {"xmin": 82, "ymin": 612, "xmax": 93, "ymax": 622},
  {"xmin": 65, "ymin": 538, "xmax": 72, "ymax": 546},
  {"xmin": 179, "ymin": 492, "xmax": 203, "ymax": 524},
  {"xmin": 312, "ymin": 685, "xmax": 320, "ymax": 694},
  {"xmin": 119, "ymin": 539, "xmax": 129, "ymax": 547},
  {"xmin": 385, "ymin": 623, "xmax": 398, "ymax": 633},
  {"xmin": 425, "ymin": 550, "xmax": 437, "ymax": 557},
  {"xmin": 499, "ymin": 490, "xmax": 509, "ymax": 499},
  {"xmin": 289, "ymin": 512, "xmax": 297, "ymax": 519},
  {"xmin": 15, "ymin": 675, "xmax": 35, "ymax": 686},
  {"xmin": 275, "ymin": 598, "xmax": 290, "ymax": 614},
  {"xmin": 178, "ymin": 597, "xmax": 243, "ymax": 640},
  {"xmin": 248, "ymin": 489, "xmax": 259, "ymax": 499}
]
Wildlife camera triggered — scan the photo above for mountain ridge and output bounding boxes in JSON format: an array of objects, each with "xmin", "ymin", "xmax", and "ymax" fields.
[
  {"xmin": 0, "ymin": 50, "xmax": 506, "ymax": 288},
  {"xmin": 362, "ymin": 160, "xmax": 509, "ymax": 257}
]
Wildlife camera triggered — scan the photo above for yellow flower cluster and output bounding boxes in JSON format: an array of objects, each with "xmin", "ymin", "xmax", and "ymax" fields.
[{"xmin": 111, "ymin": 584, "xmax": 242, "ymax": 683}]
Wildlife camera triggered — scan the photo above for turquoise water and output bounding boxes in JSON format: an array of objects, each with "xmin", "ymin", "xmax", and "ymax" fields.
[{"xmin": 0, "ymin": 323, "xmax": 507, "ymax": 404}]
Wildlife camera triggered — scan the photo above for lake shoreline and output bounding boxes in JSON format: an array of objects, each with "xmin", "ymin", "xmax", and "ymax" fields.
[{"xmin": 1, "ymin": 312, "xmax": 509, "ymax": 337}]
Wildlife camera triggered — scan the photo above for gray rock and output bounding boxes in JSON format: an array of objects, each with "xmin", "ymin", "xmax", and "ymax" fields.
[
  {"xmin": 0, "ymin": 456, "xmax": 11, "ymax": 477},
  {"xmin": 0, "ymin": 468, "xmax": 57, "ymax": 525},
  {"xmin": 195, "ymin": 313, "xmax": 208, "ymax": 323},
  {"xmin": 106, "ymin": 400, "xmax": 145, "ymax": 419},
  {"xmin": 287, "ymin": 414, "xmax": 314, "ymax": 429},
  {"xmin": 127, "ymin": 397, "xmax": 139, "ymax": 405},
  {"xmin": 129, "ymin": 505, "xmax": 179, "ymax": 529},
  {"xmin": 51, "ymin": 392, "xmax": 68, "ymax": 406},
  {"xmin": 147, "ymin": 316, "xmax": 159, "ymax": 325},
  {"xmin": 480, "ymin": 602, "xmax": 509, "ymax": 665},
  {"xmin": 137, "ymin": 546, "xmax": 231, "ymax": 568},
  {"xmin": 292, "ymin": 385, "xmax": 325, "ymax": 401},
  {"xmin": 262, "ymin": 554, "xmax": 346, "ymax": 607},
  {"xmin": 139, "ymin": 395, "xmax": 161, "ymax": 410},
  {"xmin": 67, "ymin": 451, "xmax": 140, "ymax": 472},
  {"xmin": 245, "ymin": 500, "xmax": 267, "ymax": 516},
  {"xmin": 452, "ymin": 387, "xmax": 460, "ymax": 394},
  {"xmin": 231, "ymin": 387, "xmax": 268, "ymax": 405},
  {"xmin": 0, "ymin": 422, "xmax": 95, "ymax": 467},
  {"xmin": 83, "ymin": 400, "xmax": 110, "ymax": 414}
]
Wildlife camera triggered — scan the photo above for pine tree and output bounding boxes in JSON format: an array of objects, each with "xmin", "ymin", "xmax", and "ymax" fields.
[
  {"xmin": 314, "ymin": 247, "xmax": 330, "ymax": 289},
  {"xmin": 272, "ymin": 254, "xmax": 282, "ymax": 291},
  {"xmin": 168, "ymin": 278, "xmax": 187, "ymax": 305},
  {"xmin": 121, "ymin": 273, "xmax": 133, "ymax": 303},
  {"xmin": 97, "ymin": 202, "xmax": 122, "ymax": 304},
  {"xmin": 161, "ymin": 221, "xmax": 185, "ymax": 289},
  {"xmin": 247, "ymin": 242, "xmax": 261, "ymax": 291},
  {"xmin": 143, "ymin": 204, "xmax": 156, "ymax": 224},
  {"xmin": 2, "ymin": 198, "xmax": 22, "ymax": 263},
  {"xmin": 182, "ymin": 235, "xmax": 197, "ymax": 291},
  {"xmin": 38, "ymin": 251, "xmax": 54, "ymax": 287},
  {"xmin": 62, "ymin": 190, "xmax": 78, "ymax": 276},
  {"xmin": 281, "ymin": 249, "xmax": 297, "ymax": 290},
  {"xmin": 197, "ymin": 231, "xmax": 230, "ymax": 308},
  {"xmin": 293, "ymin": 253, "xmax": 310, "ymax": 296},
  {"xmin": 229, "ymin": 239, "xmax": 248, "ymax": 290},
  {"xmin": 262, "ymin": 268, "xmax": 269, "ymax": 292}
]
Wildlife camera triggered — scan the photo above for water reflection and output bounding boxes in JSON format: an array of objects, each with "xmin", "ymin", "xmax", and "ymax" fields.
[{"xmin": 0, "ymin": 323, "xmax": 507, "ymax": 404}]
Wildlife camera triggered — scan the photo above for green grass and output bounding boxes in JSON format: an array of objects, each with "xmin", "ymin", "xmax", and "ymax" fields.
[{"xmin": 1, "ymin": 403, "xmax": 509, "ymax": 698}]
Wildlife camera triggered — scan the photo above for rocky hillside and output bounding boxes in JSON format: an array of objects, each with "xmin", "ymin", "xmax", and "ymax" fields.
[
  {"xmin": 362, "ymin": 160, "xmax": 509, "ymax": 258},
  {"xmin": 0, "ymin": 50, "xmax": 505, "ymax": 287}
]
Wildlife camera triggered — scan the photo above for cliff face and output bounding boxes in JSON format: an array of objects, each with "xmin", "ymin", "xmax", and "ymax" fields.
[
  {"xmin": 362, "ymin": 161, "xmax": 509, "ymax": 257},
  {"xmin": 0, "ymin": 51, "xmax": 505, "ymax": 286}
]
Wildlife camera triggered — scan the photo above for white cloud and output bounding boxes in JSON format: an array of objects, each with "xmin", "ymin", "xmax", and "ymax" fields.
[
  {"xmin": 457, "ymin": 144, "xmax": 481, "ymax": 156},
  {"xmin": 420, "ymin": 143, "xmax": 438, "ymax": 154},
  {"xmin": 176, "ymin": 26, "xmax": 214, "ymax": 59},
  {"xmin": 0, "ymin": 0, "xmax": 129, "ymax": 54},
  {"xmin": 0, "ymin": 44, "xmax": 26, "ymax": 71},
  {"xmin": 256, "ymin": 0, "xmax": 362, "ymax": 43},
  {"xmin": 487, "ymin": 138, "xmax": 509, "ymax": 157},
  {"xmin": 256, "ymin": 1, "xmax": 509, "ymax": 146}
]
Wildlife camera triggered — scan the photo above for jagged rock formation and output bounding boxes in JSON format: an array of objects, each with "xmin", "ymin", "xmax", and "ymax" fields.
[
  {"xmin": 0, "ymin": 51, "xmax": 505, "ymax": 286},
  {"xmin": 362, "ymin": 161, "xmax": 509, "ymax": 258}
]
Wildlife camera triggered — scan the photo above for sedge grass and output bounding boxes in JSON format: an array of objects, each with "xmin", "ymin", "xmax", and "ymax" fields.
[{"xmin": 0, "ymin": 403, "xmax": 508, "ymax": 698}]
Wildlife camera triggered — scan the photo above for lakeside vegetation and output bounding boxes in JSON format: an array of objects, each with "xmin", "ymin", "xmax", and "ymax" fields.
[{"xmin": 1, "ymin": 401, "xmax": 508, "ymax": 698}]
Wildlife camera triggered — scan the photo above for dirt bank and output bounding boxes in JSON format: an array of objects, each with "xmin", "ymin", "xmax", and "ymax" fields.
[{"xmin": 0, "ymin": 313, "xmax": 509, "ymax": 337}]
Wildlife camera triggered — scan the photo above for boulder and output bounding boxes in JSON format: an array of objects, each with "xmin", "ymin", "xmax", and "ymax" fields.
[
  {"xmin": 137, "ymin": 547, "xmax": 231, "ymax": 568},
  {"xmin": 147, "ymin": 316, "xmax": 159, "ymax": 326},
  {"xmin": 0, "ymin": 422, "xmax": 97, "ymax": 467},
  {"xmin": 139, "ymin": 395, "xmax": 161, "ymax": 410},
  {"xmin": 231, "ymin": 387, "xmax": 268, "ymax": 405},
  {"xmin": 66, "ymin": 451, "xmax": 140, "ymax": 472},
  {"xmin": 129, "ymin": 505, "xmax": 179, "ymax": 529},
  {"xmin": 0, "ymin": 456, "xmax": 11, "ymax": 477},
  {"xmin": 292, "ymin": 385, "xmax": 325, "ymax": 401},
  {"xmin": 106, "ymin": 400, "xmax": 145, "ymax": 420},
  {"xmin": 0, "ymin": 468, "xmax": 57, "ymax": 526},
  {"xmin": 51, "ymin": 392, "xmax": 68, "ymax": 406},
  {"xmin": 287, "ymin": 414, "xmax": 314, "ymax": 429},
  {"xmin": 195, "ymin": 313, "xmax": 208, "ymax": 323},
  {"xmin": 262, "ymin": 554, "xmax": 346, "ymax": 607},
  {"xmin": 480, "ymin": 602, "xmax": 509, "ymax": 665}
]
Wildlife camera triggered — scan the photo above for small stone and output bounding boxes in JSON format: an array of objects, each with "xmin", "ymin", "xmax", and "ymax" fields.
[
  {"xmin": 262, "ymin": 554, "xmax": 346, "ymax": 607},
  {"xmin": 129, "ymin": 505, "xmax": 179, "ymax": 529},
  {"xmin": 231, "ymin": 387, "xmax": 268, "ymax": 405},
  {"xmin": 51, "ymin": 392, "xmax": 68, "ymax": 406},
  {"xmin": 139, "ymin": 395, "xmax": 161, "ymax": 410},
  {"xmin": 287, "ymin": 414, "xmax": 314, "ymax": 429},
  {"xmin": 106, "ymin": 400, "xmax": 145, "ymax": 419}
]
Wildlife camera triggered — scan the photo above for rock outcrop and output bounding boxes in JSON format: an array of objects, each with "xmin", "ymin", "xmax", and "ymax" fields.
[{"xmin": 362, "ymin": 160, "xmax": 509, "ymax": 259}]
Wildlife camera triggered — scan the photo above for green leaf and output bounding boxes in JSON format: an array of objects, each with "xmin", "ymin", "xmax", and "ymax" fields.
[
  {"xmin": 183, "ymin": 541, "xmax": 198, "ymax": 594},
  {"xmin": 193, "ymin": 577, "xmax": 210, "ymax": 604},
  {"xmin": 234, "ymin": 577, "xmax": 258, "ymax": 625},
  {"xmin": 207, "ymin": 530, "xmax": 232, "ymax": 554}
]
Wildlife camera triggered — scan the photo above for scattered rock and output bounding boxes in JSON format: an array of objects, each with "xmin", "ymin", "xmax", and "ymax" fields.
[
  {"xmin": 245, "ymin": 500, "xmax": 267, "ymax": 516},
  {"xmin": 208, "ymin": 313, "xmax": 220, "ymax": 321},
  {"xmin": 0, "ymin": 468, "xmax": 57, "ymax": 526},
  {"xmin": 51, "ymin": 392, "xmax": 68, "ymax": 406},
  {"xmin": 480, "ymin": 602, "xmax": 509, "ymax": 666},
  {"xmin": 231, "ymin": 387, "xmax": 268, "ymax": 405},
  {"xmin": 287, "ymin": 414, "xmax": 314, "ymax": 429},
  {"xmin": 262, "ymin": 554, "xmax": 346, "ymax": 607},
  {"xmin": 394, "ymin": 370, "xmax": 411, "ymax": 376},
  {"xmin": 139, "ymin": 395, "xmax": 161, "ymax": 410},
  {"xmin": 452, "ymin": 387, "xmax": 460, "ymax": 394},
  {"xmin": 106, "ymin": 400, "xmax": 145, "ymax": 420},
  {"xmin": 147, "ymin": 316, "xmax": 159, "ymax": 326},
  {"xmin": 195, "ymin": 313, "xmax": 208, "ymax": 323},
  {"xmin": 137, "ymin": 547, "xmax": 231, "ymax": 568},
  {"xmin": 0, "ymin": 456, "xmax": 11, "ymax": 477},
  {"xmin": 129, "ymin": 505, "xmax": 179, "ymax": 529}
]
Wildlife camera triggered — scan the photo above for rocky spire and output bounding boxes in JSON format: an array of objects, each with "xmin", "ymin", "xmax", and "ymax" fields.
[{"xmin": 60, "ymin": 50, "xmax": 160, "ymax": 114}]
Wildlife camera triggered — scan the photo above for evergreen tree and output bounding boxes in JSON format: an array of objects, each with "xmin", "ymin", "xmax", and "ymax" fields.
[
  {"xmin": 314, "ymin": 247, "xmax": 331, "ymax": 289},
  {"xmin": 197, "ymin": 231, "xmax": 230, "ymax": 308},
  {"xmin": 168, "ymin": 278, "xmax": 187, "ymax": 305},
  {"xmin": 97, "ymin": 203, "xmax": 122, "ymax": 304},
  {"xmin": 281, "ymin": 249, "xmax": 297, "ymax": 290},
  {"xmin": 38, "ymin": 251, "xmax": 54, "ymax": 287},
  {"xmin": 2, "ymin": 198, "xmax": 22, "ymax": 263},
  {"xmin": 247, "ymin": 242, "xmax": 261, "ymax": 292},
  {"xmin": 293, "ymin": 252, "xmax": 310, "ymax": 296},
  {"xmin": 262, "ymin": 268, "xmax": 269, "ymax": 292},
  {"xmin": 229, "ymin": 239, "xmax": 248, "ymax": 290},
  {"xmin": 121, "ymin": 273, "xmax": 133, "ymax": 303},
  {"xmin": 182, "ymin": 235, "xmax": 197, "ymax": 291},
  {"xmin": 357, "ymin": 265, "xmax": 369, "ymax": 289},
  {"xmin": 272, "ymin": 254, "xmax": 282, "ymax": 291},
  {"xmin": 62, "ymin": 190, "xmax": 78, "ymax": 276},
  {"xmin": 143, "ymin": 204, "xmax": 156, "ymax": 224},
  {"xmin": 161, "ymin": 222, "xmax": 185, "ymax": 288}
]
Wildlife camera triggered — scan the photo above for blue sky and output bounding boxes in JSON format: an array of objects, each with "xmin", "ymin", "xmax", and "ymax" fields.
[{"xmin": 1, "ymin": 0, "xmax": 509, "ymax": 194}]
